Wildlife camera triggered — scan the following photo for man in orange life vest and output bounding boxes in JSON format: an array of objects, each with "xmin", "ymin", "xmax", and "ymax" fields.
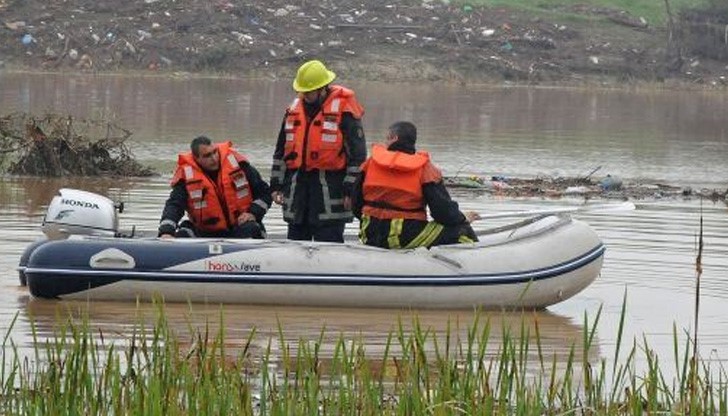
[
  {"xmin": 270, "ymin": 60, "xmax": 367, "ymax": 242},
  {"xmin": 158, "ymin": 136, "xmax": 271, "ymax": 239},
  {"xmin": 352, "ymin": 121, "xmax": 480, "ymax": 249}
]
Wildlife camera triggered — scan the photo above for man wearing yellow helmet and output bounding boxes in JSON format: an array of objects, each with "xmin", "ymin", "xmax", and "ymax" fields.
[{"xmin": 270, "ymin": 59, "xmax": 367, "ymax": 242}]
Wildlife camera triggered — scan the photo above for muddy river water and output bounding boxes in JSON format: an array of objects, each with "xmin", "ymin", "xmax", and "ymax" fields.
[{"xmin": 1, "ymin": 73, "xmax": 727, "ymax": 378}]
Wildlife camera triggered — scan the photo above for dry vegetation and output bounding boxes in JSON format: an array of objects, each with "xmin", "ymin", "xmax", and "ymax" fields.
[{"xmin": 0, "ymin": 112, "xmax": 155, "ymax": 176}]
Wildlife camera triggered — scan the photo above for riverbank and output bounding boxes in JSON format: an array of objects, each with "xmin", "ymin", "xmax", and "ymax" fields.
[{"xmin": 2, "ymin": 0, "xmax": 727, "ymax": 88}]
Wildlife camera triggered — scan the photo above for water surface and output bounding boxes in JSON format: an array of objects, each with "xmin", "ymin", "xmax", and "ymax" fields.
[{"xmin": 1, "ymin": 73, "xmax": 727, "ymax": 378}]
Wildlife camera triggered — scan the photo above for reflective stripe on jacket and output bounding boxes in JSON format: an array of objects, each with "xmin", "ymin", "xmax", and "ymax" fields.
[
  {"xmin": 174, "ymin": 141, "xmax": 253, "ymax": 232},
  {"xmin": 361, "ymin": 144, "xmax": 433, "ymax": 221},
  {"xmin": 283, "ymin": 85, "xmax": 364, "ymax": 171}
]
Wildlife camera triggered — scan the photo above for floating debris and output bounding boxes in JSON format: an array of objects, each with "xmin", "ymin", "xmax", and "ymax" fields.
[{"xmin": 444, "ymin": 174, "xmax": 726, "ymax": 202}]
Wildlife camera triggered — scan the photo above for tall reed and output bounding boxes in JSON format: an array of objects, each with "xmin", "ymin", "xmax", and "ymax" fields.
[{"xmin": 1, "ymin": 301, "xmax": 726, "ymax": 415}]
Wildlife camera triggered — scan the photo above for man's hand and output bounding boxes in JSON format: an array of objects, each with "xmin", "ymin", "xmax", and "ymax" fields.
[
  {"xmin": 464, "ymin": 211, "xmax": 481, "ymax": 223},
  {"xmin": 343, "ymin": 196, "xmax": 351, "ymax": 210},
  {"xmin": 272, "ymin": 191, "xmax": 284, "ymax": 205},
  {"xmin": 159, "ymin": 233, "xmax": 175, "ymax": 239},
  {"xmin": 237, "ymin": 212, "xmax": 256, "ymax": 225}
]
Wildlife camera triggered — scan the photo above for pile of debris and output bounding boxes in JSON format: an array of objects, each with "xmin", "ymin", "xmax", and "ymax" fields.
[
  {"xmin": 445, "ymin": 174, "xmax": 728, "ymax": 202},
  {"xmin": 0, "ymin": 112, "xmax": 155, "ymax": 177}
]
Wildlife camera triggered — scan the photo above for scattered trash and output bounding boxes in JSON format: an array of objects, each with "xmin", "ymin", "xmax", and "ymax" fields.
[
  {"xmin": 0, "ymin": 0, "xmax": 723, "ymax": 86},
  {"xmin": 77, "ymin": 54, "xmax": 93, "ymax": 69},
  {"xmin": 581, "ymin": 165, "xmax": 602, "ymax": 180},
  {"xmin": 21, "ymin": 34, "xmax": 34, "ymax": 46},
  {"xmin": 137, "ymin": 30, "xmax": 152, "ymax": 41},
  {"xmin": 491, "ymin": 180, "xmax": 511, "ymax": 190},
  {"xmin": 564, "ymin": 186, "xmax": 592, "ymax": 195},
  {"xmin": 5, "ymin": 21, "xmax": 26, "ymax": 31},
  {"xmin": 443, "ymin": 174, "xmax": 721, "ymax": 201},
  {"xmin": 599, "ymin": 175, "xmax": 622, "ymax": 191}
]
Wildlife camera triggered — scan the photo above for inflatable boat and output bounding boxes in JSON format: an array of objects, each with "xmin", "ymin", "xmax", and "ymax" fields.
[{"xmin": 19, "ymin": 189, "xmax": 605, "ymax": 309}]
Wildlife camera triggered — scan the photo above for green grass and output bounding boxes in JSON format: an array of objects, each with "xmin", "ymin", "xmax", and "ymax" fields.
[
  {"xmin": 454, "ymin": 0, "xmax": 714, "ymax": 26},
  {"xmin": 1, "ymin": 300, "xmax": 726, "ymax": 415}
]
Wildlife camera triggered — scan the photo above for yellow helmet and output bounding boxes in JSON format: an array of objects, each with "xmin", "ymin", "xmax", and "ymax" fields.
[{"xmin": 292, "ymin": 60, "xmax": 336, "ymax": 92}]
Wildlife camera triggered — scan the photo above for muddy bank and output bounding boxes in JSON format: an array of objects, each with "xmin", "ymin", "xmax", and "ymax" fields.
[{"xmin": 1, "ymin": 0, "xmax": 727, "ymax": 87}]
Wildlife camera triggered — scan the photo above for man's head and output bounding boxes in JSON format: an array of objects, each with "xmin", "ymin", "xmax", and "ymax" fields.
[
  {"xmin": 293, "ymin": 60, "xmax": 336, "ymax": 104},
  {"xmin": 191, "ymin": 135, "xmax": 220, "ymax": 172},
  {"xmin": 386, "ymin": 121, "xmax": 417, "ymax": 154}
]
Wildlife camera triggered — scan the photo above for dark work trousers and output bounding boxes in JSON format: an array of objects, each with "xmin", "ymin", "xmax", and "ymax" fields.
[
  {"xmin": 176, "ymin": 220, "xmax": 265, "ymax": 239},
  {"xmin": 287, "ymin": 222, "xmax": 345, "ymax": 243}
]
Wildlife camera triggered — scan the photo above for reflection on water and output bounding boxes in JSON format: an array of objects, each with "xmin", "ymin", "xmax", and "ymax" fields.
[
  {"xmin": 19, "ymin": 295, "xmax": 597, "ymax": 382},
  {"xmin": 0, "ymin": 74, "xmax": 727, "ymax": 380}
]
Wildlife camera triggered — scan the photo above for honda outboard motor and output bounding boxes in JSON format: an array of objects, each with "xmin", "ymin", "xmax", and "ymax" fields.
[
  {"xmin": 41, "ymin": 188, "xmax": 121, "ymax": 240},
  {"xmin": 19, "ymin": 189, "xmax": 123, "ymax": 286}
]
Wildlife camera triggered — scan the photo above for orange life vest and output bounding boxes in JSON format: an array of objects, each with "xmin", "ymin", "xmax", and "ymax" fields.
[
  {"xmin": 361, "ymin": 144, "xmax": 434, "ymax": 221},
  {"xmin": 172, "ymin": 142, "xmax": 253, "ymax": 232},
  {"xmin": 283, "ymin": 85, "xmax": 364, "ymax": 171}
]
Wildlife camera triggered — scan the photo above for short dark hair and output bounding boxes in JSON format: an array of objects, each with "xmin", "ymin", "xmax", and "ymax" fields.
[
  {"xmin": 389, "ymin": 121, "xmax": 417, "ymax": 144},
  {"xmin": 190, "ymin": 135, "xmax": 212, "ymax": 156}
]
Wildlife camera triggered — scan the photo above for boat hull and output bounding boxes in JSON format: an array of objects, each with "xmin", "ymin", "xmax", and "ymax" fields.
[{"xmin": 24, "ymin": 216, "xmax": 604, "ymax": 309}]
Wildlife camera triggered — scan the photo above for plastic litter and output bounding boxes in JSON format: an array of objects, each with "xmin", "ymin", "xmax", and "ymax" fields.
[
  {"xmin": 564, "ymin": 186, "xmax": 591, "ymax": 195},
  {"xmin": 599, "ymin": 175, "xmax": 622, "ymax": 191},
  {"xmin": 21, "ymin": 34, "xmax": 34, "ymax": 46}
]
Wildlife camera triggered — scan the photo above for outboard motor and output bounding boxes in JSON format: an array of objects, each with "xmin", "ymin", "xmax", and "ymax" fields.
[
  {"xmin": 19, "ymin": 189, "xmax": 124, "ymax": 286},
  {"xmin": 41, "ymin": 188, "xmax": 121, "ymax": 240}
]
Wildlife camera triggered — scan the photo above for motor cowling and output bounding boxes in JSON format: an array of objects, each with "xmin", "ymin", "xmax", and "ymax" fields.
[{"xmin": 42, "ymin": 188, "xmax": 119, "ymax": 239}]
